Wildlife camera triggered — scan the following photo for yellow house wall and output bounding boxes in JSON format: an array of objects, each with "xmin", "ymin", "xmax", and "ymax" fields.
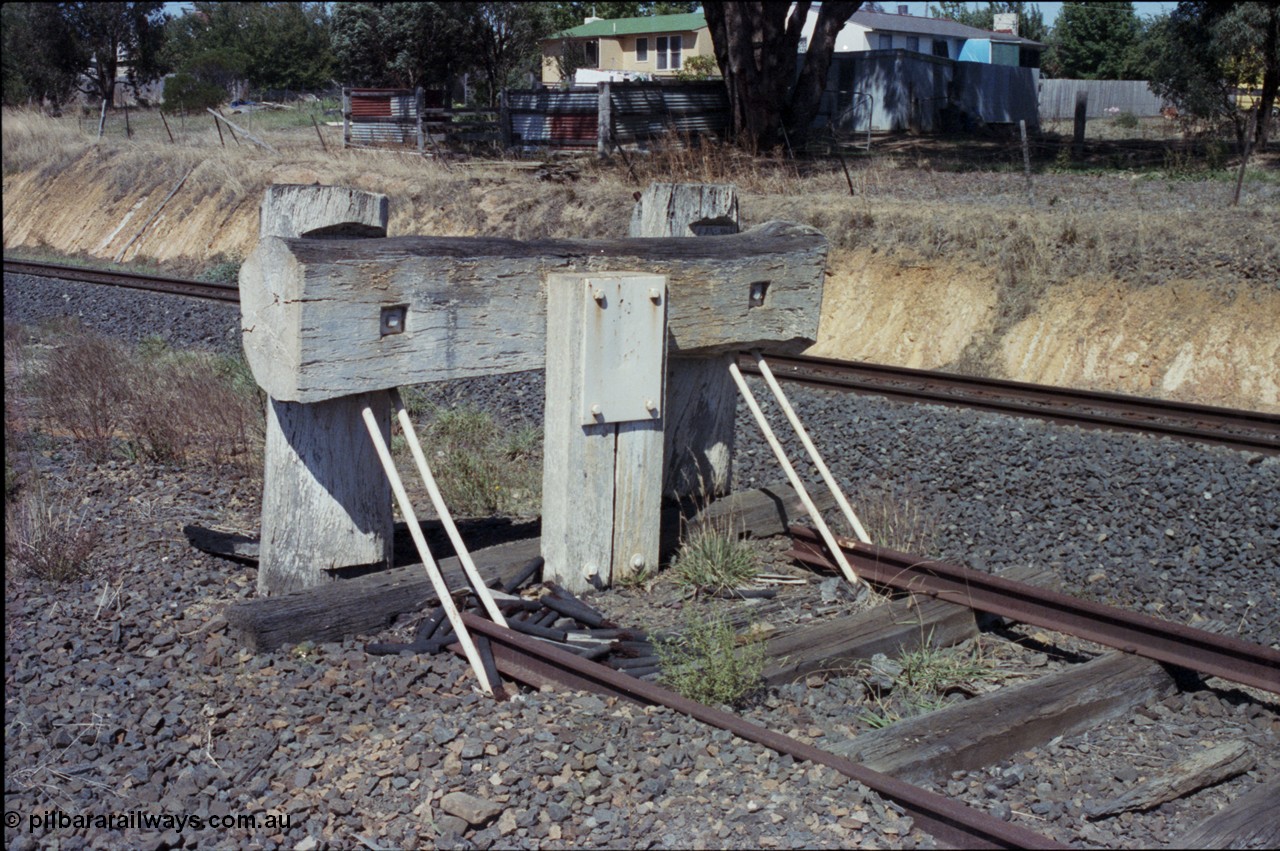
[{"xmin": 541, "ymin": 29, "xmax": 713, "ymax": 83}]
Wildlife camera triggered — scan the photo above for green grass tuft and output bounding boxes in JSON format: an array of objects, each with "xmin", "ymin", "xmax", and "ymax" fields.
[{"xmin": 656, "ymin": 609, "xmax": 765, "ymax": 707}]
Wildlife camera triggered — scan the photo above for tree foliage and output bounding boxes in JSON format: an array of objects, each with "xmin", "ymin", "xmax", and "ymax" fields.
[
  {"xmin": 464, "ymin": 3, "xmax": 556, "ymax": 105},
  {"xmin": 929, "ymin": 1, "xmax": 1048, "ymax": 44},
  {"xmin": 61, "ymin": 2, "xmax": 167, "ymax": 105},
  {"xmin": 164, "ymin": 3, "xmax": 333, "ymax": 101},
  {"xmin": 2, "ymin": 4, "xmax": 82, "ymax": 107},
  {"xmin": 1147, "ymin": 2, "xmax": 1279, "ymax": 146},
  {"xmin": 331, "ymin": 2, "xmax": 472, "ymax": 89},
  {"xmin": 704, "ymin": 1, "xmax": 863, "ymax": 152},
  {"xmin": 1043, "ymin": 2, "xmax": 1145, "ymax": 80}
]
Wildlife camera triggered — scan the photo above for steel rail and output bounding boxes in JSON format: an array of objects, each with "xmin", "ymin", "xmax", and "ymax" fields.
[
  {"xmin": 742, "ymin": 353, "xmax": 1280, "ymax": 455},
  {"xmin": 788, "ymin": 525, "xmax": 1280, "ymax": 695},
  {"xmin": 3, "ymin": 258, "xmax": 240, "ymax": 304},
  {"xmin": 458, "ymin": 612, "xmax": 1066, "ymax": 850}
]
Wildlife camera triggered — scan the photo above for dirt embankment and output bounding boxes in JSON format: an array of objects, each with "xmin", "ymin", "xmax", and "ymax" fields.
[{"xmin": 4, "ymin": 126, "xmax": 1277, "ymax": 411}]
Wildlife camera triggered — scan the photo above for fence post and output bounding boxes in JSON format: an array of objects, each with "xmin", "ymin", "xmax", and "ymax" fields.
[
  {"xmin": 499, "ymin": 89, "xmax": 512, "ymax": 150},
  {"xmin": 342, "ymin": 88, "xmax": 351, "ymax": 149},
  {"xmin": 416, "ymin": 86, "xmax": 425, "ymax": 155},
  {"xmin": 1072, "ymin": 90, "xmax": 1088, "ymax": 160},
  {"xmin": 597, "ymin": 81, "xmax": 612, "ymax": 158},
  {"xmin": 542, "ymin": 272, "xmax": 667, "ymax": 593},
  {"xmin": 249, "ymin": 185, "xmax": 395, "ymax": 595}
]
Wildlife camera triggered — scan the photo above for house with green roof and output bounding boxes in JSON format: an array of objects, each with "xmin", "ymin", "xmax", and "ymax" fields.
[{"xmin": 541, "ymin": 12, "xmax": 712, "ymax": 85}]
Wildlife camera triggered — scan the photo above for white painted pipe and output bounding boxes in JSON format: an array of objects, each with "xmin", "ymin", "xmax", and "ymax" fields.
[
  {"xmin": 751, "ymin": 350, "xmax": 871, "ymax": 544},
  {"xmin": 728, "ymin": 361, "xmax": 870, "ymax": 590},
  {"xmin": 391, "ymin": 390, "xmax": 508, "ymax": 627},
  {"xmin": 361, "ymin": 405, "xmax": 494, "ymax": 696}
]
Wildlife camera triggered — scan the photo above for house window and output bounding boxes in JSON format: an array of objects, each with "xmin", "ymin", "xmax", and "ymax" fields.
[
  {"xmin": 584, "ymin": 40, "xmax": 599, "ymax": 67},
  {"xmin": 656, "ymin": 35, "xmax": 682, "ymax": 70},
  {"xmin": 932, "ymin": 39, "xmax": 948, "ymax": 58},
  {"xmin": 879, "ymin": 34, "xmax": 892, "ymax": 50},
  {"xmin": 636, "ymin": 37, "xmax": 648, "ymax": 62},
  {"xmin": 907, "ymin": 36, "xmax": 919, "ymax": 52}
]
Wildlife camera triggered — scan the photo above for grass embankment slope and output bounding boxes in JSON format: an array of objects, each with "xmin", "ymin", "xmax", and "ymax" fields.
[{"xmin": 4, "ymin": 108, "xmax": 1278, "ymax": 411}]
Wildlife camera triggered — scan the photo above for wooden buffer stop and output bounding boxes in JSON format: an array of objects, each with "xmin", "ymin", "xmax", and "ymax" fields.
[{"xmin": 240, "ymin": 184, "xmax": 828, "ymax": 598}]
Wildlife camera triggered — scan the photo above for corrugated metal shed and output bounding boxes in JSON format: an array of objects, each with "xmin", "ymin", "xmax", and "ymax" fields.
[{"xmin": 344, "ymin": 88, "xmax": 448, "ymax": 150}]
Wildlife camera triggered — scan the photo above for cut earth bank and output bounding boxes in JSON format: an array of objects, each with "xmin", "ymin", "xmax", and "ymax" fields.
[{"xmin": 4, "ymin": 128, "xmax": 1277, "ymax": 412}]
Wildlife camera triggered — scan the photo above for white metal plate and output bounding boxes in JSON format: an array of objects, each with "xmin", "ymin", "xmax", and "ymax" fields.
[{"xmin": 579, "ymin": 274, "xmax": 666, "ymax": 425}]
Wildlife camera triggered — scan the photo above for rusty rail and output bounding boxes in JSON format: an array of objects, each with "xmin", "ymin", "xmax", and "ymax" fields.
[
  {"xmin": 788, "ymin": 525, "xmax": 1280, "ymax": 695},
  {"xmin": 742, "ymin": 353, "xmax": 1280, "ymax": 455},
  {"xmin": 3, "ymin": 258, "xmax": 240, "ymax": 304},
  {"xmin": 459, "ymin": 612, "xmax": 1066, "ymax": 850}
]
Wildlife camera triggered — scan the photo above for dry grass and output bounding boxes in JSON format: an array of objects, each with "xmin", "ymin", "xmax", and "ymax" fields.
[
  {"xmin": 23, "ymin": 323, "xmax": 262, "ymax": 469},
  {"xmin": 5, "ymin": 478, "xmax": 103, "ymax": 583}
]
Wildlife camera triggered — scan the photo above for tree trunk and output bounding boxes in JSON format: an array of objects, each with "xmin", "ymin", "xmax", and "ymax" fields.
[
  {"xmin": 1258, "ymin": 7, "xmax": 1278, "ymax": 148},
  {"xmin": 704, "ymin": 2, "xmax": 862, "ymax": 153}
]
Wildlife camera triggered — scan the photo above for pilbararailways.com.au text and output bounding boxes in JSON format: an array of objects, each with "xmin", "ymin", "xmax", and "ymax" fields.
[{"xmin": 20, "ymin": 810, "xmax": 291, "ymax": 833}]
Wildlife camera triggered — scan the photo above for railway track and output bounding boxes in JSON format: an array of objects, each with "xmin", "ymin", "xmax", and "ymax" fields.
[
  {"xmin": 740, "ymin": 353, "xmax": 1280, "ymax": 455},
  {"xmin": 8, "ymin": 256, "xmax": 1274, "ymax": 453},
  {"xmin": 440, "ymin": 536, "xmax": 1280, "ymax": 849},
  {"xmin": 2, "ymin": 258, "xmax": 240, "ymax": 304}
]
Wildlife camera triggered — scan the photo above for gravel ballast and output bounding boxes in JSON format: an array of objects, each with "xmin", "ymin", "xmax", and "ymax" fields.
[{"xmin": 5, "ymin": 272, "xmax": 1278, "ymax": 849}]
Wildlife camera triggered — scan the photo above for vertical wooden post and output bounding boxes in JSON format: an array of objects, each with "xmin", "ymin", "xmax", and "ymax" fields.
[
  {"xmin": 630, "ymin": 182, "xmax": 741, "ymax": 500},
  {"xmin": 1072, "ymin": 90, "xmax": 1088, "ymax": 160},
  {"xmin": 342, "ymin": 88, "xmax": 351, "ymax": 149},
  {"xmin": 597, "ymin": 81, "xmax": 612, "ymax": 158},
  {"xmin": 250, "ymin": 185, "xmax": 394, "ymax": 595},
  {"xmin": 542, "ymin": 272, "xmax": 667, "ymax": 593},
  {"xmin": 1232, "ymin": 108, "xmax": 1257, "ymax": 207},
  {"xmin": 1020, "ymin": 119, "xmax": 1033, "ymax": 205},
  {"xmin": 499, "ymin": 89, "xmax": 512, "ymax": 150},
  {"xmin": 416, "ymin": 86, "xmax": 426, "ymax": 155}
]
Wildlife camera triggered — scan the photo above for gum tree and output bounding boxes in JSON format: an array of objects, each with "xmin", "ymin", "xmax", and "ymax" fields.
[{"xmin": 703, "ymin": 1, "xmax": 864, "ymax": 152}]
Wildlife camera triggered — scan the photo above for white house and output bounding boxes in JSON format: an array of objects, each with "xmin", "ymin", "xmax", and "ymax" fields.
[{"xmin": 797, "ymin": 6, "xmax": 1043, "ymax": 67}]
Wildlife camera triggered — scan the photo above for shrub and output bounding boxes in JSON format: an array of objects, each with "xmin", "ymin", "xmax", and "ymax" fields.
[
  {"xmin": 850, "ymin": 478, "xmax": 939, "ymax": 555},
  {"xmin": 36, "ymin": 332, "xmax": 132, "ymax": 461},
  {"xmin": 656, "ymin": 609, "xmax": 765, "ymax": 707},
  {"xmin": 197, "ymin": 259, "xmax": 241, "ymax": 283},
  {"xmin": 5, "ymin": 482, "xmax": 102, "ymax": 583},
  {"xmin": 1114, "ymin": 111, "xmax": 1139, "ymax": 129},
  {"xmin": 671, "ymin": 522, "xmax": 760, "ymax": 593},
  {"xmin": 419, "ymin": 405, "xmax": 541, "ymax": 517}
]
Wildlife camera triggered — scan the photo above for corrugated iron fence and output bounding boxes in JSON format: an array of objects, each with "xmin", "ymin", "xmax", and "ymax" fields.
[
  {"xmin": 1039, "ymin": 79, "xmax": 1168, "ymax": 119},
  {"xmin": 502, "ymin": 81, "xmax": 729, "ymax": 153},
  {"xmin": 343, "ymin": 87, "xmax": 452, "ymax": 151},
  {"xmin": 819, "ymin": 51, "xmax": 1040, "ymax": 134}
]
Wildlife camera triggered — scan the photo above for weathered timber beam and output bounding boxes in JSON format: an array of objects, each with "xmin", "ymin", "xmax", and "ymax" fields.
[
  {"xmin": 226, "ymin": 538, "xmax": 541, "ymax": 651},
  {"xmin": 1173, "ymin": 776, "xmax": 1280, "ymax": 850},
  {"xmin": 1084, "ymin": 740, "xmax": 1255, "ymax": 819},
  {"xmin": 829, "ymin": 652, "xmax": 1178, "ymax": 783},
  {"xmin": 760, "ymin": 563, "xmax": 1056, "ymax": 686},
  {"xmin": 240, "ymin": 221, "xmax": 827, "ymax": 402}
]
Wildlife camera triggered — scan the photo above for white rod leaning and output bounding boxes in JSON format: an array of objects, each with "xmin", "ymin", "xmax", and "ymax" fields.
[
  {"xmin": 360, "ymin": 405, "xmax": 495, "ymax": 696},
  {"xmin": 751, "ymin": 350, "xmax": 872, "ymax": 545},
  {"xmin": 727, "ymin": 360, "xmax": 870, "ymax": 590},
  {"xmin": 390, "ymin": 389, "xmax": 508, "ymax": 628}
]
